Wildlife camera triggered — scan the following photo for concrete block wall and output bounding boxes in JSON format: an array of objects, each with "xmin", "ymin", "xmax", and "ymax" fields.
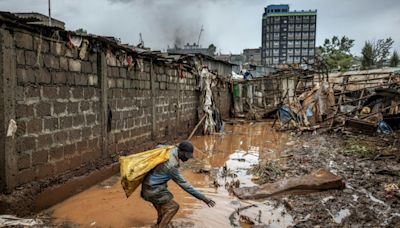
[
  {"xmin": 0, "ymin": 26, "xmax": 232, "ymax": 194},
  {"xmin": 12, "ymin": 30, "xmax": 101, "ymax": 187}
]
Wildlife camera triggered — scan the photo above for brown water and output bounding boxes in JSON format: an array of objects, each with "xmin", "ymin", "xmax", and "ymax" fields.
[{"xmin": 49, "ymin": 121, "xmax": 293, "ymax": 227}]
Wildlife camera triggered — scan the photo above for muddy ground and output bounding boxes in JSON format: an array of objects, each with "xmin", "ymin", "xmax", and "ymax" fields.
[
  {"xmin": 274, "ymin": 130, "xmax": 400, "ymax": 227},
  {"xmin": 15, "ymin": 121, "xmax": 399, "ymax": 227}
]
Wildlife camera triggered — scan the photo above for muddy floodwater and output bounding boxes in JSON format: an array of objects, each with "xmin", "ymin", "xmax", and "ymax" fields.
[{"xmin": 48, "ymin": 122, "xmax": 293, "ymax": 227}]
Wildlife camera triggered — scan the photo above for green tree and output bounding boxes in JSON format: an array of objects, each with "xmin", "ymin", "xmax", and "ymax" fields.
[
  {"xmin": 75, "ymin": 28, "xmax": 87, "ymax": 35},
  {"xmin": 207, "ymin": 44, "xmax": 216, "ymax": 56},
  {"xmin": 390, "ymin": 51, "xmax": 399, "ymax": 67},
  {"xmin": 361, "ymin": 38, "xmax": 394, "ymax": 69},
  {"xmin": 361, "ymin": 41, "xmax": 374, "ymax": 69},
  {"xmin": 320, "ymin": 36, "xmax": 355, "ymax": 72}
]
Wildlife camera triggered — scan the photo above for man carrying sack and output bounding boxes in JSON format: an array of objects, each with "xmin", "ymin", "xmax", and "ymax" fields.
[{"xmin": 140, "ymin": 140, "xmax": 216, "ymax": 227}]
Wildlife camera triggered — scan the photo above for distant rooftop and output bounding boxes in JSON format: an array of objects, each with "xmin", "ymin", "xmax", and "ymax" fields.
[
  {"xmin": 13, "ymin": 12, "xmax": 65, "ymax": 29},
  {"xmin": 263, "ymin": 4, "xmax": 317, "ymax": 17}
]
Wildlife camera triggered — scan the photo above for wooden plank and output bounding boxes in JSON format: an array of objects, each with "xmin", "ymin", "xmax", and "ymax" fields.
[{"xmin": 233, "ymin": 169, "xmax": 344, "ymax": 200}]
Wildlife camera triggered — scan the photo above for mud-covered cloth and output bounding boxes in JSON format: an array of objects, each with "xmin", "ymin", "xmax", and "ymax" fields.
[
  {"xmin": 141, "ymin": 147, "xmax": 207, "ymax": 205},
  {"xmin": 152, "ymin": 200, "xmax": 179, "ymax": 227}
]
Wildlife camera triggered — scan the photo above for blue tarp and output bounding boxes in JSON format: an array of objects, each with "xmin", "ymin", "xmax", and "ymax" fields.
[
  {"xmin": 278, "ymin": 105, "xmax": 296, "ymax": 125},
  {"xmin": 377, "ymin": 120, "xmax": 392, "ymax": 135}
]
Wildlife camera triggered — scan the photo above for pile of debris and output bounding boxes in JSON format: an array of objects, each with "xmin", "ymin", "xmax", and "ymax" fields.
[{"xmin": 275, "ymin": 70, "xmax": 400, "ymax": 134}]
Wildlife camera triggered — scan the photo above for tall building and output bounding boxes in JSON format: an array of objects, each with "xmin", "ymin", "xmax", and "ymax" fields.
[{"xmin": 261, "ymin": 5, "xmax": 317, "ymax": 66}]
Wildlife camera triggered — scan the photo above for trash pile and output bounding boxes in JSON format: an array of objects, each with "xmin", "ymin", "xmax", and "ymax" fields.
[{"xmin": 275, "ymin": 70, "xmax": 400, "ymax": 134}]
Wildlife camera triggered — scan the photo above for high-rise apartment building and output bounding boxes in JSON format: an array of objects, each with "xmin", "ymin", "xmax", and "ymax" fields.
[{"xmin": 261, "ymin": 5, "xmax": 317, "ymax": 66}]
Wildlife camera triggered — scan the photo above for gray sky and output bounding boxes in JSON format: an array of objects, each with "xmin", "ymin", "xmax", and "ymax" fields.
[{"xmin": 1, "ymin": 0, "xmax": 400, "ymax": 55}]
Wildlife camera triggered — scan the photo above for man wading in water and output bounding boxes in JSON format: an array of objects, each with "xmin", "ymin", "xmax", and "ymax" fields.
[{"xmin": 141, "ymin": 140, "xmax": 216, "ymax": 227}]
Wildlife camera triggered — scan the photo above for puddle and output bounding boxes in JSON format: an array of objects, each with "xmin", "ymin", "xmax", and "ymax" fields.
[{"xmin": 48, "ymin": 121, "xmax": 293, "ymax": 227}]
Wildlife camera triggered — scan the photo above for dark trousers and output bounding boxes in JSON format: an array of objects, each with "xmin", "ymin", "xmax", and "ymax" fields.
[{"xmin": 152, "ymin": 200, "xmax": 180, "ymax": 228}]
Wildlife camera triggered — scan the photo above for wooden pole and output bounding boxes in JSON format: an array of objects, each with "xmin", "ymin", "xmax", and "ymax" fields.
[{"xmin": 187, "ymin": 114, "xmax": 206, "ymax": 140}]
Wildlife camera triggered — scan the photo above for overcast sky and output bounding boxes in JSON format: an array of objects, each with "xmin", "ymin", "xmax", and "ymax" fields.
[{"xmin": 1, "ymin": 0, "xmax": 399, "ymax": 55}]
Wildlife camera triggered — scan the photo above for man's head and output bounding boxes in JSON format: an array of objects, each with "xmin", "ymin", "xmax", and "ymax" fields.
[{"xmin": 177, "ymin": 140, "xmax": 194, "ymax": 162}]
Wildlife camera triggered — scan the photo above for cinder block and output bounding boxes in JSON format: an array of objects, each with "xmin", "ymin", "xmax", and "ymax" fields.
[
  {"xmin": 36, "ymin": 102, "xmax": 52, "ymax": 116},
  {"xmin": 26, "ymin": 118, "xmax": 43, "ymax": 134},
  {"xmin": 50, "ymin": 146, "xmax": 64, "ymax": 160},
  {"xmin": 25, "ymin": 50, "xmax": 38, "ymax": 66},
  {"xmin": 15, "ymin": 32, "xmax": 33, "ymax": 49},
  {"xmin": 50, "ymin": 42, "xmax": 63, "ymax": 56},
  {"xmin": 16, "ymin": 136, "xmax": 36, "ymax": 153},
  {"xmin": 58, "ymin": 87, "xmax": 70, "ymax": 100},
  {"xmin": 73, "ymin": 115, "xmax": 85, "ymax": 127},
  {"xmin": 17, "ymin": 153, "xmax": 31, "ymax": 170},
  {"xmin": 63, "ymin": 144, "xmax": 76, "ymax": 157},
  {"xmin": 69, "ymin": 59, "xmax": 81, "ymax": 72},
  {"xmin": 36, "ymin": 68, "xmax": 51, "ymax": 84},
  {"xmin": 60, "ymin": 57, "xmax": 68, "ymax": 70},
  {"xmin": 53, "ymin": 131, "xmax": 68, "ymax": 145},
  {"xmin": 43, "ymin": 117, "xmax": 59, "ymax": 131},
  {"xmin": 83, "ymin": 88, "xmax": 95, "ymax": 99},
  {"xmin": 53, "ymin": 102, "xmax": 67, "ymax": 115},
  {"xmin": 81, "ymin": 61, "xmax": 92, "ymax": 73},
  {"xmin": 16, "ymin": 49, "xmax": 25, "ymax": 65},
  {"xmin": 60, "ymin": 116, "xmax": 73, "ymax": 129},
  {"xmin": 17, "ymin": 68, "xmax": 35, "ymax": 84},
  {"xmin": 52, "ymin": 71, "xmax": 67, "ymax": 84},
  {"xmin": 43, "ymin": 54, "xmax": 59, "ymax": 69},
  {"xmin": 37, "ymin": 134, "xmax": 53, "ymax": 149},
  {"xmin": 17, "ymin": 168, "xmax": 35, "ymax": 185},
  {"xmin": 36, "ymin": 163, "xmax": 55, "ymax": 180},
  {"xmin": 67, "ymin": 102, "xmax": 79, "ymax": 113},
  {"xmin": 79, "ymin": 101, "xmax": 90, "ymax": 112},
  {"xmin": 33, "ymin": 37, "xmax": 50, "ymax": 53},
  {"xmin": 75, "ymin": 74, "xmax": 88, "ymax": 86},
  {"xmin": 81, "ymin": 127, "xmax": 92, "ymax": 138},
  {"xmin": 69, "ymin": 129, "xmax": 82, "ymax": 141},
  {"xmin": 72, "ymin": 87, "xmax": 84, "ymax": 99},
  {"xmin": 120, "ymin": 68, "xmax": 127, "ymax": 78},
  {"xmin": 32, "ymin": 149, "xmax": 49, "ymax": 166},
  {"xmin": 88, "ymin": 74, "xmax": 98, "ymax": 86}
]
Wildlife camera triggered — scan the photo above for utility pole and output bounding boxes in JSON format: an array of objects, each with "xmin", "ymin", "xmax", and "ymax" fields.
[{"xmin": 48, "ymin": 0, "xmax": 52, "ymax": 26}]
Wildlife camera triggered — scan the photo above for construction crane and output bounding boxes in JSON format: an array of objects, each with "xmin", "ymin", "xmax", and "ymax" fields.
[
  {"xmin": 197, "ymin": 25, "xmax": 204, "ymax": 48},
  {"xmin": 137, "ymin": 33, "xmax": 144, "ymax": 48}
]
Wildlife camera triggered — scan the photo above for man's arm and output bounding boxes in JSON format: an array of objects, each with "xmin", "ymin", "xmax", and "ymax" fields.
[{"xmin": 169, "ymin": 167, "xmax": 208, "ymax": 202}]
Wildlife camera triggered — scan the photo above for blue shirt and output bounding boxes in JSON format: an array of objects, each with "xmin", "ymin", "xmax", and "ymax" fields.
[{"xmin": 141, "ymin": 147, "xmax": 207, "ymax": 205}]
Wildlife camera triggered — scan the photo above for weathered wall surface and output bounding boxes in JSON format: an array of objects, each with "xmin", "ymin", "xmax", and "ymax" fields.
[
  {"xmin": 11, "ymin": 30, "xmax": 102, "ymax": 188},
  {"xmin": 0, "ymin": 23, "xmax": 232, "ymax": 210}
]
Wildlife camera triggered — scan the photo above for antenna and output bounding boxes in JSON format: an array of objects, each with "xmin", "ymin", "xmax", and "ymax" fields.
[
  {"xmin": 48, "ymin": 0, "xmax": 52, "ymax": 26},
  {"xmin": 197, "ymin": 25, "xmax": 204, "ymax": 47}
]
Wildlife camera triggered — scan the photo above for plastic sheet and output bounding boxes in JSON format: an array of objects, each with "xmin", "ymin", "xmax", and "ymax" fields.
[{"xmin": 119, "ymin": 146, "xmax": 173, "ymax": 198}]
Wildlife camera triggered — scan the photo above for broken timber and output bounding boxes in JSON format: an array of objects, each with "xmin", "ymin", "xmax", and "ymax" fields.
[{"xmin": 233, "ymin": 169, "xmax": 344, "ymax": 200}]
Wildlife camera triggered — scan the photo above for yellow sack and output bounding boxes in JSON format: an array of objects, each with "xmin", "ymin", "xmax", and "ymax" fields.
[{"xmin": 119, "ymin": 146, "xmax": 173, "ymax": 198}]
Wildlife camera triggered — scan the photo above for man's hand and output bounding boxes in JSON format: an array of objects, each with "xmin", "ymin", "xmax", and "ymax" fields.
[{"xmin": 204, "ymin": 198, "xmax": 216, "ymax": 207}]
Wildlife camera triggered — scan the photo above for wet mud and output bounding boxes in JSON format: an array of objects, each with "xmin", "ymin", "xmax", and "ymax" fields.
[
  {"xmin": 39, "ymin": 121, "xmax": 400, "ymax": 227},
  {"xmin": 44, "ymin": 122, "xmax": 293, "ymax": 227}
]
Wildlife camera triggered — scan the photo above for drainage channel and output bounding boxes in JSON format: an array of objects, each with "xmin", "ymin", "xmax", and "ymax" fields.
[{"xmin": 46, "ymin": 121, "xmax": 293, "ymax": 227}]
